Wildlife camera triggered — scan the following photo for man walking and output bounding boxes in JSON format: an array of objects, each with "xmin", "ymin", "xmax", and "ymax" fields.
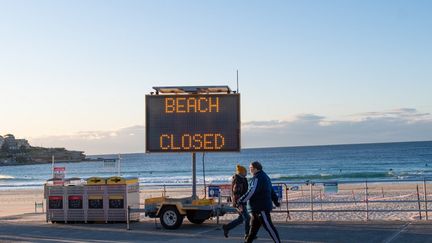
[
  {"xmin": 238, "ymin": 161, "xmax": 281, "ymax": 243},
  {"xmin": 222, "ymin": 164, "xmax": 250, "ymax": 238}
]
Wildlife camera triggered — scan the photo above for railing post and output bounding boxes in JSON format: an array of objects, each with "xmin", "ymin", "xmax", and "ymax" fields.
[
  {"xmin": 319, "ymin": 189, "xmax": 323, "ymax": 210},
  {"xmin": 417, "ymin": 184, "xmax": 422, "ymax": 220},
  {"xmin": 285, "ymin": 184, "xmax": 290, "ymax": 221},
  {"xmin": 365, "ymin": 180, "xmax": 369, "ymax": 221},
  {"xmin": 424, "ymin": 178, "xmax": 429, "ymax": 220},
  {"xmin": 216, "ymin": 192, "xmax": 221, "ymax": 225},
  {"xmin": 310, "ymin": 183, "xmax": 314, "ymax": 221},
  {"xmin": 352, "ymin": 190, "xmax": 357, "ymax": 206},
  {"xmin": 126, "ymin": 206, "xmax": 130, "ymax": 230},
  {"xmin": 127, "ymin": 206, "xmax": 130, "ymax": 230}
]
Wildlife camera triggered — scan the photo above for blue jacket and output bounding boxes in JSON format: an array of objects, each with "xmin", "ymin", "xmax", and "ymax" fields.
[{"xmin": 238, "ymin": 170, "xmax": 279, "ymax": 212}]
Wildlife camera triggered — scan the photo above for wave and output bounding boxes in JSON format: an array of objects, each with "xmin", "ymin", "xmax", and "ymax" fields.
[
  {"xmin": 2, "ymin": 169, "xmax": 432, "ymax": 190},
  {"xmin": 138, "ymin": 175, "xmax": 231, "ymax": 184},
  {"xmin": 0, "ymin": 183, "xmax": 42, "ymax": 188},
  {"xmin": 272, "ymin": 171, "xmax": 395, "ymax": 181},
  {"xmin": 0, "ymin": 174, "xmax": 15, "ymax": 179}
]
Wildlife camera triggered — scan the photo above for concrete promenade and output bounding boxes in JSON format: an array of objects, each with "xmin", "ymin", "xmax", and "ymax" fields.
[{"xmin": 1, "ymin": 213, "xmax": 432, "ymax": 243}]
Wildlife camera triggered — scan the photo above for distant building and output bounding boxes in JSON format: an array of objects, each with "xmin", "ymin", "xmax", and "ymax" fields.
[
  {"xmin": 0, "ymin": 135, "xmax": 4, "ymax": 148},
  {"xmin": 3, "ymin": 134, "xmax": 19, "ymax": 150},
  {"xmin": 16, "ymin": 139, "xmax": 30, "ymax": 150},
  {"xmin": 2, "ymin": 134, "xmax": 30, "ymax": 151}
]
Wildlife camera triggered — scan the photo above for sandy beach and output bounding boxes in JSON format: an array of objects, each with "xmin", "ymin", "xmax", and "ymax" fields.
[
  {"xmin": 0, "ymin": 189, "xmax": 45, "ymax": 218},
  {"xmin": 1, "ymin": 181, "xmax": 431, "ymax": 222}
]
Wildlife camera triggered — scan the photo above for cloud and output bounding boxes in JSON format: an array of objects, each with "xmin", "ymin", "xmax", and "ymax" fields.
[
  {"xmin": 351, "ymin": 108, "xmax": 431, "ymax": 122},
  {"xmin": 29, "ymin": 126, "xmax": 145, "ymax": 155},
  {"xmin": 242, "ymin": 108, "xmax": 432, "ymax": 148},
  {"xmin": 29, "ymin": 108, "xmax": 432, "ymax": 155}
]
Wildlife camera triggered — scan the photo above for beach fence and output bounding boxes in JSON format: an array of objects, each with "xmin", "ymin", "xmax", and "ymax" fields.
[
  {"xmin": 140, "ymin": 178, "xmax": 432, "ymax": 222},
  {"xmin": 271, "ymin": 178, "xmax": 432, "ymax": 221}
]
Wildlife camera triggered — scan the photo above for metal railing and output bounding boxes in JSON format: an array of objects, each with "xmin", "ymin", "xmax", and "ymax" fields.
[
  {"xmin": 138, "ymin": 178, "xmax": 432, "ymax": 222},
  {"xmin": 270, "ymin": 178, "xmax": 431, "ymax": 221}
]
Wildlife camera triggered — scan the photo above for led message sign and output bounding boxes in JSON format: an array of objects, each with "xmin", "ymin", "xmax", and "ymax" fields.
[{"xmin": 146, "ymin": 94, "xmax": 240, "ymax": 152}]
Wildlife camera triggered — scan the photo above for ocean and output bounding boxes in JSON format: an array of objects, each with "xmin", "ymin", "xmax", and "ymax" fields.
[{"xmin": 0, "ymin": 141, "xmax": 431, "ymax": 190}]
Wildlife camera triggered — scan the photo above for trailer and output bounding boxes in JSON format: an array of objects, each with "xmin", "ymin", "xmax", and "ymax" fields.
[{"xmin": 143, "ymin": 196, "xmax": 235, "ymax": 229}]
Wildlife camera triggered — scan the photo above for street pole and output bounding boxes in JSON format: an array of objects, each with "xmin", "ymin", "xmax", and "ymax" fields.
[
  {"xmin": 192, "ymin": 152, "xmax": 197, "ymax": 199},
  {"xmin": 51, "ymin": 155, "xmax": 54, "ymax": 178},
  {"xmin": 118, "ymin": 154, "xmax": 121, "ymax": 176}
]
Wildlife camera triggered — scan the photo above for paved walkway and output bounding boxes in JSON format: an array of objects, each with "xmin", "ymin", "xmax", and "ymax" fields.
[{"xmin": 1, "ymin": 214, "xmax": 432, "ymax": 242}]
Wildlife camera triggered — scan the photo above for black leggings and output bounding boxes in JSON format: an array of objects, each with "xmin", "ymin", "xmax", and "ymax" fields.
[{"xmin": 245, "ymin": 211, "xmax": 281, "ymax": 243}]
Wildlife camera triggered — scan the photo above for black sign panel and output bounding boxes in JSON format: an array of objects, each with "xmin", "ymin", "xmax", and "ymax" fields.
[
  {"xmin": 49, "ymin": 196, "xmax": 63, "ymax": 209},
  {"xmin": 68, "ymin": 196, "xmax": 83, "ymax": 209},
  {"xmin": 88, "ymin": 199, "xmax": 104, "ymax": 209},
  {"xmin": 109, "ymin": 199, "xmax": 124, "ymax": 209},
  {"xmin": 146, "ymin": 94, "xmax": 240, "ymax": 152}
]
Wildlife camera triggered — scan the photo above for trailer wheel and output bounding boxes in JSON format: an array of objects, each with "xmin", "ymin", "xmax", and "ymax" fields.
[
  {"xmin": 187, "ymin": 215, "xmax": 206, "ymax": 224},
  {"xmin": 186, "ymin": 210, "xmax": 211, "ymax": 224},
  {"xmin": 160, "ymin": 206, "xmax": 183, "ymax": 229}
]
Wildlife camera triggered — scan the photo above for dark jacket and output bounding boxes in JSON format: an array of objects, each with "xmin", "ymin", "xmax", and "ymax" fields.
[
  {"xmin": 231, "ymin": 173, "xmax": 248, "ymax": 207},
  {"xmin": 238, "ymin": 170, "xmax": 278, "ymax": 212}
]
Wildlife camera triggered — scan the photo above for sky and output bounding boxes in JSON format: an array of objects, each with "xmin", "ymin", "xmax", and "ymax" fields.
[{"xmin": 1, "ymin": 0, "xmax": 431, "ymax": 155}]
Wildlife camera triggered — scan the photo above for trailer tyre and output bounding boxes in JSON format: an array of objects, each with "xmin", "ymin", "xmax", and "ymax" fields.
[
  {"xmin": 187, "ymin": 215, "xmax": 206, "ymax": 224},
  {"xmin": 160, "ymin": 206, "xmax": 183, "ymax": 229},
  {"xmin": 186, "ymin": 209, "xmax": 211, "ymax": 224}
]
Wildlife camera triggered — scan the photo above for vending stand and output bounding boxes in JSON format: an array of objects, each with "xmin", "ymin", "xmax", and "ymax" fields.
[
  {"xmin": 66, "ymin": 186, "xmax": 84, "ymax": 221},
  {"xmin": 45, "ymin": 176, "xmax": 139, "ymax": 223},
  {"xmin": 47, "ymin": 194, "xmax": 64, "ymax": 222},
  {"xmin": 106, "ymin": 176, "xmax": 140, "ymax": 221},
  {"xmin": 86, "ymin": 177, "xmax": 106, "ymax": 221}
]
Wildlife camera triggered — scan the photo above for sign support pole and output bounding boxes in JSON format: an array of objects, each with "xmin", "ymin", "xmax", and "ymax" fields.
[
  {"xmin": 117, "ymin": 154, "xmax": 121, "ymax": 176},
  {"xmin": 192, "ymin": 152, "xmax": 197, "ymax": 199},
  {"xmin": 51, "ymin": 155, "xmax": 54, "ymax": 179}
]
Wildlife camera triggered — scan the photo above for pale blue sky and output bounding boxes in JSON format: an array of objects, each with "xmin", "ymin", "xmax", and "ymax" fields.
[{"xmin": 1, "ymin": 1, "xmax": 431, "ymax": 154}]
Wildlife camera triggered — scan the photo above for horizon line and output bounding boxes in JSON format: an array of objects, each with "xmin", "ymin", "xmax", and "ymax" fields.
[{"xmin": 87, "ymin": 139, "xmax": 432, "ymax": 156}]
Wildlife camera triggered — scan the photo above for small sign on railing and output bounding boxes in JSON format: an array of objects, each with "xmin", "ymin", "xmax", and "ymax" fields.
[
  {"xmin": 219, "ymin": 184, "xmax": 232, "ymax": 197},
  {"xmin": 273, "ymin": 185, "xmax": 283, "ymax": 200},
  {"xmin": 323, "ymin": 182, "xmax": 338, "ymax": 194},
  {"xmin": 208, "ymin": 185, "xmax": 220, "ymax": 197},
  {"xmin": 290, "ymin": 185, "xmax": 299, "ymax": 191}
]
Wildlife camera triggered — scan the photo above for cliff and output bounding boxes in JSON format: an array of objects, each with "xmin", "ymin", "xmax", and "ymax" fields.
[{"xmin": 0, "ymin": 134, "xmax": 86, "ymax": 165}]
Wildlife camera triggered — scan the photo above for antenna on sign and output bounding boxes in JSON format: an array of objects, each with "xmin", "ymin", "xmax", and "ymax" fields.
[{"xmin": 236, "ymin": 69, "xmax": 239, "ymax": 93}]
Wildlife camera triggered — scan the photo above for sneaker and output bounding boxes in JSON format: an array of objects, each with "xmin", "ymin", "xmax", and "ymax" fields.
[{"xmin": 222, "ymin": 225, "xmax": 229, "ymax": 238}]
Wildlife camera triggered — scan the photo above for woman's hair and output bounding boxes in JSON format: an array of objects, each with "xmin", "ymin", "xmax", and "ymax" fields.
[{"xmin": 251, "ymin": 161, "xmax": 262, "ymax": 171}]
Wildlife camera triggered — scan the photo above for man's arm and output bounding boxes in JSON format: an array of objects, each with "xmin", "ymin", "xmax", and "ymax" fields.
[{"xmin": 238, "ymin": 177, "xmax": 258, "ymax": 204}]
